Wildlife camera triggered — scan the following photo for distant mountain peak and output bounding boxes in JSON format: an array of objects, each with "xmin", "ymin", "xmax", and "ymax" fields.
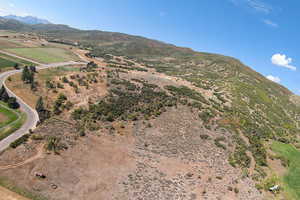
[{"xmin": 3, "ymin": 15, "xmax": 51, "ymax": 25}]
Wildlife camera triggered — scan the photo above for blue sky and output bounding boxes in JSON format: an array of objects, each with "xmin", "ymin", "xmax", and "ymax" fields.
[{"xmin": 0, "ymin": 0, "xmax": 299, "ymax": 94}]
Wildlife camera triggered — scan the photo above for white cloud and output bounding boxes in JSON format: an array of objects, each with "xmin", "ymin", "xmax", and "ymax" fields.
[
  {"xmin": 246, "ymin": 0, "xmax": 272, "ymax": 14},
  {"xmin": 0, "ymin": 7, "xmax": 9, "ymax": 16},
  {"xmin": 271, "ymin": 53, "xmax": 296, "ymax": 71},
  {"xmin": 0, "ymin": 2, "xmax": 31, "ymax": 17},
  {"xmin": 263, "ymin": 19, "xmax": 278, "ymax": 27},
  {"xmin": 229, "ymin": 0, "xmax": 273, "ymax": 14},
  {"xmin": 266, "ymin": 75, "xmax": 281, "ymax": 83}
]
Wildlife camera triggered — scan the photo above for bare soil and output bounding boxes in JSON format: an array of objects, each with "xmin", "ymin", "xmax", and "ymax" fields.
[
  {"xmin": 0, "ymin": 113, "xmax": 9, "ymax": 123},
  {"xmin": 0, "ymin": 106, "xmax": 262, "ymax": 200}
]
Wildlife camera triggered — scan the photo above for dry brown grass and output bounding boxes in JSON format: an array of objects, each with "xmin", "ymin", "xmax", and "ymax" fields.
[
  {"xmin": 6, "ymin": 74, "xmax": 38, "ymax": 109},
  {"xmin": 0, "ymin": 186, "xmax": 30, "ymax": 200}
]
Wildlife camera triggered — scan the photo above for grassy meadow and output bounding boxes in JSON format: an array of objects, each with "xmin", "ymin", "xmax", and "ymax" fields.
[
  {"xmin": 271, "ymin": 141, "xmax": 300, "ymax": 200},
  {"xmin": 0, "ymin": 102, "xmax": 26, "ymax": 141},
  {"xmin": 0, "ymin": 52, "xmax": 35, "ymax": 66},
  {"xmin": 5, "ymin": 48, "xmax": 78, "ymax": 64},
  {"xmin": 0, "ymin": 104, "xmax": 19, "ymax": 129},
  {"xmin": 0, "ymin": 57, "xmax": 17, "ymax": 68}
]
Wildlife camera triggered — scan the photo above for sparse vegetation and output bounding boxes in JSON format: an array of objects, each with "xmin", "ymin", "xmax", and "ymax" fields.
[{"xmin": 10, "ymin": 134, "xmax": 29, "ymax": 148}]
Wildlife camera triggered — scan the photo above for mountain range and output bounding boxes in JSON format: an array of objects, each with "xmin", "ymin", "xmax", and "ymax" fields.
[{"xmin": 3, "ymin": 15, "xmax": 51, "ymax": 25}]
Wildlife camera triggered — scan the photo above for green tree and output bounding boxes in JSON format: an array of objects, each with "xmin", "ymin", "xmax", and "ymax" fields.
[
  {"xmin": 7, "ymin": 97, "xmax": 19, "ymax": 109},
  {"xmin": 29, "ymin": 66, "xmax": 36, "ymax": 73},
  {"xmin": 22, "ymin": 66, "xmax": 34, "ymax": 84},
  {"xmin": 36, "ymin": 97, "xmax": 44, "ymax": 113},
  {"xmin": 35, "ymin": 97, "xmax": 50, "ymax": 122},
  {"xmin": 0, "ymin": 86, "xmax": 9, "ymax": 102},
  {"xmin": 14, "ymin": 63, "xmax": 20, "ymax": 70}
]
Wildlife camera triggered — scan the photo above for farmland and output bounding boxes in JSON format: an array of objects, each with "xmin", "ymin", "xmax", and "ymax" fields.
[
  {"xmin": 0, "ymin": 38, "xmax": 25, "ymax": 49},
  {"xmin": 4, "ymin": 48, "xmax": 79, "ymax": 64},
  {"xmin": 0, "ymin": 57, "xmax": 16, "ymax": 68},
  {"xmin": 0, "ymin": 52, "xmax": 35, "ymax": 66}
]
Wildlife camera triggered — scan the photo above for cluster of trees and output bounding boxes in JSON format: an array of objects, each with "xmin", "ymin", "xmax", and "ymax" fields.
[
  {"xmin": 35, "ymin": 97, "xmax": 50, "ymax": 123},
  {"xmin": 53, "ymin": 93, "xmax": 69, "ymax": 115},
  {"xmin": 14, "ymin": 63, "xmax": 20, "ymax": 70},
  {"xmin": 72, "ymin": 79, "xmax": 177, "ymax": 122},
  {"xmin": 0, "ymin": 86, "xmax": 19, "ymax": 109},
  {"xmin": 22, "ymin": 66, "xmax": 37, "ymax": 90},
  {"xmin": 80, "ymin": 61, "xmax": 98, "ymax": 72}
]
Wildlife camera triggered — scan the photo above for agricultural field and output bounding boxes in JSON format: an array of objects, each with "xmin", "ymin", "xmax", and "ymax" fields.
[
  {"xmin": 4, "ymin": 47, "xmax": 79, "ymax": 64},
  {"xmin": 0, "ymin": 38, "xmax": 25, "ymax": 49},
  {"xmin": 271, "ymin": 141, "xmax": 300, "ymax": 200},
  {"xmin": 0, "ymin": 30, "xmax": 17, "ymax": 36},
  {"xmin": 0, "ymin": 57, "xmax": 17, "ymax": 68},
  {"xmin": 0, "ymin": 52, "xmax": 35, "ymax": 66}
]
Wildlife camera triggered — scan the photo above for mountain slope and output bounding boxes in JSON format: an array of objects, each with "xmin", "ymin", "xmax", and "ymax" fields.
[
  {"xmin": 0, "ymin": 19, "xmax": 300, "ymax": 199},
  {"xmin": 1, "ymin": 15, "xmax": 299, "ymax": 166},
  {"xmin": 3, "ymin": 15, "xmax": 51, "ymax": 25}
]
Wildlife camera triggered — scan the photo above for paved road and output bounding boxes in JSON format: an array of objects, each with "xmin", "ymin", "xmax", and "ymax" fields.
[{"xmin": 0, "ymin": 61, "xmax": 86, "ymax": 152}]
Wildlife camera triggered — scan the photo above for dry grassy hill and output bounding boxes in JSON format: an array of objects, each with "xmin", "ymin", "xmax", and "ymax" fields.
[{"xmin": 0, "ymin": 18, "xmax": 300, "ymax": 199}]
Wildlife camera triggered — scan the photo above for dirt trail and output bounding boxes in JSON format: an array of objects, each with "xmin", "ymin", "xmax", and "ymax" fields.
[
  {"xmin": 0, "ymin": 144, "xmax": 44, "ymax": 170},
  {"xmin": 72, "ymin": 49, "xmax": 107, "ymax": 66}
]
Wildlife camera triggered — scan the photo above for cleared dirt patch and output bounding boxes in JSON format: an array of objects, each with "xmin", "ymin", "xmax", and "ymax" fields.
[
  {"xmin": 0, "ymin": 113, "xmax": 8, "ymax": 123},
  {"xmin": 0, "ymin": 38, "xmax": 25, "ymax": 49}
]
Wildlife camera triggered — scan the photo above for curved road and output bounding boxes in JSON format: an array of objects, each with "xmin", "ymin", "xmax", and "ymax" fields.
[{"xmin": 0, "ymin": 61, "xmax": 86, "ymax": 152}]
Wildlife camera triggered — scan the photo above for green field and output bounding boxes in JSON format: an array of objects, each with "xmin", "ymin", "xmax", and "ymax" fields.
[
  {"xmin": 271, "ymin": 142, "xmax": 300, "ymax": 199},
  {"xmin": 0, "ymin": 104, "xmax": 19, "ymax": 129},
  {"xmin": 0, "ymin": 30, "xmax": 17, "ymax": 36},
  {"xmin": 5, "ymin": 47, "xmax": 78, "ymax": 64},
  {"xmin": 0, "ymin": 102, "xmax": 27, "ymax": 141},
  {"xmin": 0, "ymin": 57, "xmax": 17, "ymax": 68},
  {"xmin": 0, "ymin": 52, "xmax": 35, "ymax": 66},
  {"xmin": 0, "ymin": 38, "xmax": 25, "ymax": 49}
]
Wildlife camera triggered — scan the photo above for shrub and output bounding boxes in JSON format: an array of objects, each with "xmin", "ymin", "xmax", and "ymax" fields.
[
  {"xmin": 31, "ymin": 134, "xmax": 44, "ymax": 140},
  {"xmin": 7, "ymin": 97, "xmax": 20, "ymax": 109},
  {"xmin": 45, "ymin": 80, "xmax": 55, "ymax": 89},
  {"xmin": 46, "ymin": 136, "xmax": 60, "ymax": 153},
  {"xmin": 62, "ymin": 76, "xmax": 69, "ymax": 83},
  {"xmin": 234, "ymin": 188, "xmax": 239, "ymax": 194},
  {"xmin": 214, "ymin": 136, "xmax": 227, "ymax": 150},
  {"xmin": 57, "ymin": 82, "xmax": 64, "ymax": 89},
  {"xmin": 200, "ymin": 134, "xmax": 210, "ymax": 140},
  {"xmin": 10, "ymin": 134, "xmax": 30, "ymax": 148}
]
